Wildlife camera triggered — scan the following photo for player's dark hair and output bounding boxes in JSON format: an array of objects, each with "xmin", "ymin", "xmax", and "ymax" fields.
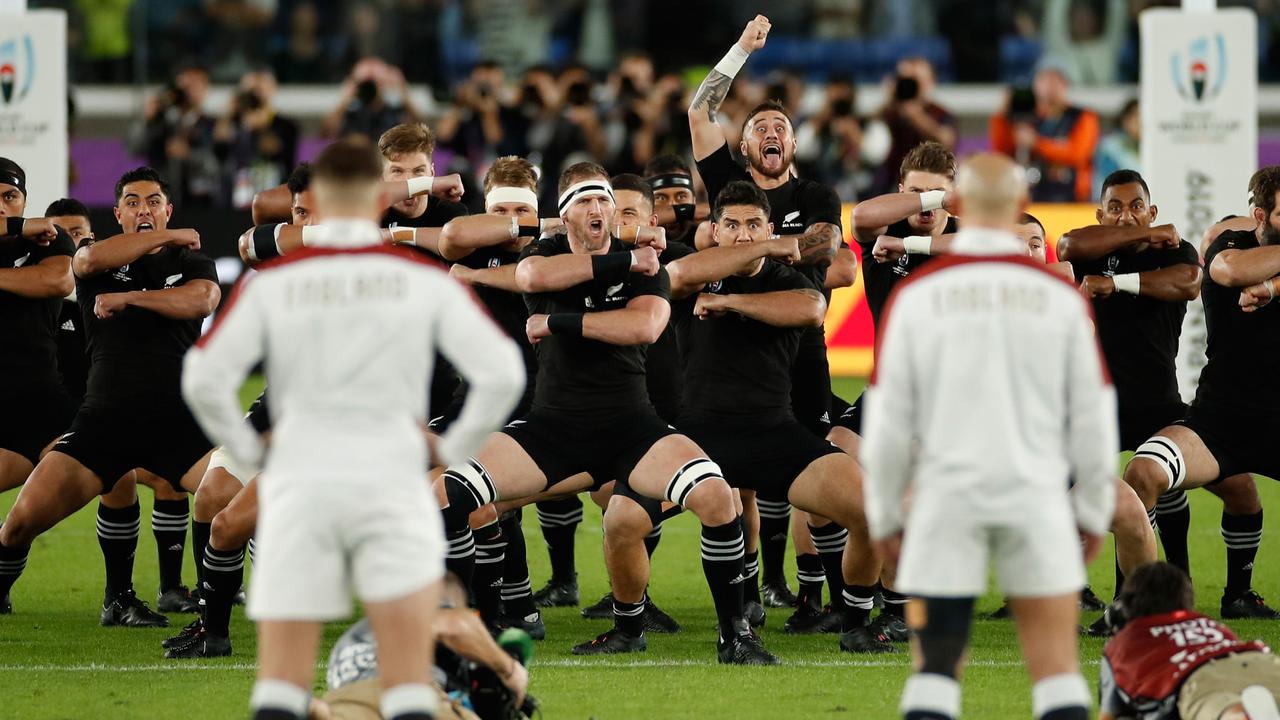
[
  {"xmin": 1118, "ymin": 562, "xmax": 1194, "ymax": 618},
  {"xmin": 312, "ymin": 140, "xmax": 383, "ymax": 185},
  {"xmin": 741, "ymin": 100, "xmax": 793, "ymax": 137},
  {"xmin": 1100, "ymin": 169, "xmax": 1150, "ymax": 203},
  {"xmin": 1250, "ymin": 165, "xmax": 1280, "ymax": 217},
  {"xmin": 900, "ymin": 141, "xmax": 956, "ymax": 182},
  {"xmin": 1020, "ymin": 212, "xmax": 1045, "ymax": 234},
  {"xmin": 713, "ymin": 181, "xmax": 770, "ymax": 221},
  {"xmin": 610, "ymin": 173, "xmax": 654, "ymax": 209},
  {"xmin": 286, "ymin": 163, "xmax": 313, "ymax": 195},
  {"xmin": 44, "ymin": 197, "xmax": 91, "ymax": 221},
  {"xmin": 377, "ymin": 122, "xmax": 435, "ymax": 162},
  {"xmin": 114, "ymin": 167, "xmax": 171, "ymax": 205},
  {"xmin": 644, "ymin": 154, "xmax": 691, "ymax": 178},
  {"xmin": 484, "ymin": 156, "xmax": 539, "ymax": 194},
  {"xmin": 557, "ymin": 161, "xmax": 609, "ymax": 196}
]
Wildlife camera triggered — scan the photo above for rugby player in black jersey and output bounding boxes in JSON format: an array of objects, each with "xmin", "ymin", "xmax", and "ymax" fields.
[
  {"xmin": 689, "ymin": 15, "xmax": 857, "ymax": 618},
  {"xmin": 644, "ymin": 153, "xmax": 707, "ymax": 248},
  {"xmin": 1058, "ymin": 170, "xmax": 1262, "ymax": 632},
  {"xmin": 0, "ymin": 159, "xmax": 75, "ymax": 507},
  {"xmin": 43, "ymin": 198, "xmax": 94, "ymax": 411},
  {"xmin": 0, "ymin": 167, "xmax": 219, "ymax": 626},
  {"xmin": 1124, "ymin": 166, "xmax": 1280, "ymax": 620},
  {"xmin": 571, "ymin": 173, "xmax": 688, "ymax": 639},
  {"xmin": 437, "ymin": 163, "xmax": 772, "ymax": 664}
]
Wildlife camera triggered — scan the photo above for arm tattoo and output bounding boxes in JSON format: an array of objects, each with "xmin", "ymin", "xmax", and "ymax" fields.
[
  {"xmin": 690, "ymin": 71, "xmax": 733, "ymax": 123},
  {"xmin": 796, "ymin": 223, "xmax": 840, "ymax": 266}
]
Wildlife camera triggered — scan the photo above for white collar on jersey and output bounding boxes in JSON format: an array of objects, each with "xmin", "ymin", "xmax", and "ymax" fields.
[
  {"xmin": 950, "ymin": 227, "xmax": 1027, "ymax": 256},
  {"xmin": 304, "ymin": 218, "xmax": 384, "ymax": 249}
]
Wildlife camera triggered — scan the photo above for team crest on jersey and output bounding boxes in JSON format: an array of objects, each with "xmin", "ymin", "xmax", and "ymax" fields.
[
  {"xmin": 13, "ymin": 252, "xmax": 29, "ymax": 268},
  {"xmin": 164, "ymin": 273, "xmax": 183, "ymax": 288},
  {"xmin": 584, "ymin": 296, "xmax": 594, "ymax": 309},
  {"xmin": 1105, "ymin": 256, "xmax": 1120, "ymax": 276},
  {"xmin": 892, "ymin": 254, "xmax": 911, "ymax": 277},
  {"xmin": 488, "ymin": 257, "xmax": 501, "ymax": 268},
  {"xmin": 708, "ymin": 280, "xmax": 723, "ymax": 293},
  {"xmin": 110, "ymin": 264, "xmax": 131, "ymax": 282}
]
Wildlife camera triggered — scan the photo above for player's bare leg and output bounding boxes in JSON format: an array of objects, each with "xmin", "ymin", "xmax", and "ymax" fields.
[
  {"xmin": 252, "ymin": 620, "xmax": 323, "ymax": 720},
  {"xmin": 1008, "ymin": 594, "xmax": 1092, "ymax": 719},
  {"xmin": 364, "ymin": 581, "xmax": 444, "ymax": 719},
  {"xmin": 0, "ymin": 449, "xmax": 34, "ymax": 494}
]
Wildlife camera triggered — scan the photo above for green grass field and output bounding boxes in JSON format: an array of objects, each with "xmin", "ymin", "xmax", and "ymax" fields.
[{"xmin": 3, "ymin": 377, "xmax": 1280, "ymax": 719}]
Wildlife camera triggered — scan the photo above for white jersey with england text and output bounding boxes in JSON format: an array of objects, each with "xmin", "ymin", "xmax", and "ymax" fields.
[
  {"xmin": 182, "ymin": 219, "xmax": 525, "ymax": 479},
  {"xmin": 860, "ymin": 227, "xmax": 1117, "ymax": 541}
]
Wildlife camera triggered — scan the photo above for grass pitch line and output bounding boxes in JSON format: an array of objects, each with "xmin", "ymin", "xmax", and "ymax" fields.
[{"xmin": 0, "ymin": 658, "xmax": 1101, "ymax": 672}]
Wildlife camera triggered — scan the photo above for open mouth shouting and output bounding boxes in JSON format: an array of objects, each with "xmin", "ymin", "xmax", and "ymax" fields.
[
  {"xmin": 761, "ymin": 142, "xmax": 784, "ymax": 171},
  {"xmin": 136, "ymin": 221, "xmax": 155, "ymax": 232}
]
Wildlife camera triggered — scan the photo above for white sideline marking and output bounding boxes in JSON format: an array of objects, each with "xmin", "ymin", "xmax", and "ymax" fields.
[{"xmin": 0, "ymin": 658, "xmax": 1100, "ymax": 672}]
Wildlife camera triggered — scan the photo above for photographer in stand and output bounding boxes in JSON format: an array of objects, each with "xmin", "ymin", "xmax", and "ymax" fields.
[
  {"xmin": 872, "ymin": 57, "xmax": 957, "ymax": 196},
  {"xmin": 990, "ymin": 59, "xmax": 1100, "ymax": 202}
]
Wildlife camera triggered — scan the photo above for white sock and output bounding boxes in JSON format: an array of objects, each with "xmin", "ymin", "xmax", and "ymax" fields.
[
  {"xmin": 1031, "ymin": 673, "xmax": 1089, "ymax": 718},
  {"xmin": 381, "ymin": 682, "xmax": 438, "ymax": 719},
  {"xmin": 249, "ymin": 679, "xmax": 310, "ymax": 718},
  {"xmin": 901, "ymin": 673, "xmax": 960, "ymax": 719}
]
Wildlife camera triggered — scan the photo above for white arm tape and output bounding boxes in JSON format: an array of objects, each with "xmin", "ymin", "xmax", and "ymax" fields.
[
  {"xmin": 406, "ymin": 176, "xmax": 435, "ymax": 197},
  {"xmin": 919, "ymin": 190, "xmax": 946, "ymax": 213},
  {"xmin": 301, "ymin": 224, "xmax": 318, "ymax": 247},
  {"xmin": 1112, "ymin": 273, "xmax": 1140, "ymax": 295},
  {"xmin": 902, "ymin": 236, "xmax": 932, "ymax": 255},
  {"xmin": 713, "ymin": 44, "xmax": 750, "ymax": 79}
]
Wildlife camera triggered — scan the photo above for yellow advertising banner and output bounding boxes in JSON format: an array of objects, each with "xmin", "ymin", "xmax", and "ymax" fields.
[{"xmin": 827, "ymin": 203, "xmax": 1097, "ymax": 376}]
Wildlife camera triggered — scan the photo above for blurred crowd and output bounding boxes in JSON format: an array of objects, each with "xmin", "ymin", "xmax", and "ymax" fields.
[
  {"xmin": 125, "ymin": 48, "xmax": 1145, "ymax": 211},
  {"xmin": 35, "ymin": 0, "xmax": 1280, "ymax": 87}
]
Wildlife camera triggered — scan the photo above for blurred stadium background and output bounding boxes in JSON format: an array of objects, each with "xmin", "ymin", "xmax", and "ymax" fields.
[{"xmin": 4, "ymin": 0, "xmax": 1278, "ymax": 378}]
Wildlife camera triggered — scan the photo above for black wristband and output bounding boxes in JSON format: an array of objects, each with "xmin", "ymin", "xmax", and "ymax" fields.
[
  {"xmin": 518, "ymin": 222, "xmax": 541, "ymax": 238},
  {"xmin": 591, "ymin": 251, "xmax": 632, "ymax": 285},
  {"xmin": 547, "ymin": 313, "xmax": 584, "ymax": 337},
  {"xmin": 673, "ymin": 204, "xmax": 696, "ymax": 222},
  {"xmin": 6, "ymin": 216, "xmax": 24, "ymax": 237},
  {"xmin": 252, "ymin": 224, "xmax": 283, "ymax": 262}
]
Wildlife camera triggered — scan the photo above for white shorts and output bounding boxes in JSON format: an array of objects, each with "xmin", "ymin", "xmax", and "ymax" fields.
[
  {"xmin": 206, "ymin": 446, "xmax": 254, "ymax": 487},
  {"xmin": 896, "ymin": 499, "xmax": 1085, "ymax": 598},
  {"xmin": 248, "ymin": 473, "xmax": 445, "ymax": 621}
]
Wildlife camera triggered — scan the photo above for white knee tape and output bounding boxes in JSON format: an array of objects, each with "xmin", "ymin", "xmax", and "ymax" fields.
[
  {"xmin": 665, "ymin": 458, "xmax": 722, "ymax": 507},
  {"xmin": 1133, "ymin": 437, "xmax": 1187, "ymax": 491},
  {"xmin": 450, "ymin": 460, "xmax": 498, "ymax": 507}
]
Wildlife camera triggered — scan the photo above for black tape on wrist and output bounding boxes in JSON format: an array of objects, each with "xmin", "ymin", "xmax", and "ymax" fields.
[
  {"xmin": 252, "ymin": 224, "xmax": 283, "ymax": 262},
  {"xmin": 518, "ymin": 222, "xmax": 541, "ymax": 238},
  {"xmin": 591, "ymin": 251, "xmax": 632, "ymax": 285},
  {"xmin": 6, "ymin": 217, "xmax": 24, "ymax": 237},
  {"xmin": 650, "ymin": 174, "xmax": 693, "ymax": 191},
  {"xmin": 547, "ymin": 313, "xmax": 584, "ymax": 337},
  {"xmin": 673, "ymin": 204, "xmax": 696, "ymax": 222}
]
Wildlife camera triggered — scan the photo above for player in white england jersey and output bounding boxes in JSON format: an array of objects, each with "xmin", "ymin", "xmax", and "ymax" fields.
[
  {"xmin": 862, "ymin": 154, "xmax": 1117, "ymax": 720},
  {"xmin": 181, "ymin": 140, "xmax": 525, "ymax": 720}
]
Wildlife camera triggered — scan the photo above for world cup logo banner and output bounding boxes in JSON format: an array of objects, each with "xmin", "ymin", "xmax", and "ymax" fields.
[
  {"xmin": 0, "ymin": 35, "xmax": 35, "ymax": 106},
  {"xmin": 1171, "ymin": 33, "xmax": 1226, "ymax": 104}
]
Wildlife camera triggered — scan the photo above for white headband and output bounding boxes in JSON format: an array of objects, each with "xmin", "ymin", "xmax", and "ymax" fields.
[
  {"xmin": 485, "ymin": 186, "xmax": 539, "ymax": 213},
  {"xmin": 557, "ymin": 179, "xmax": 614, "ymax": 216}
]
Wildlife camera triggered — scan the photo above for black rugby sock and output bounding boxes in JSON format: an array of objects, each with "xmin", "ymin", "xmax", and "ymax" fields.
[
  {"xmin": 201, "ymin": 543, "xmax": 244, "ymax": 638},
  {"xmin": 0, "ymin": 530, "xmax": 29, "ymax": 599},
  {"xmin": 1222, "ymin": 509, "xmax": 1263, "ymax": 600},
  {"xmin": 700, "ymin": 520, "xmax": 746, "ymax": 639},
  {"xmin": 810, "ymin": 523, "xmax": 849, "ymax": 612},
  {"xmin": 472, "ymin": 521, "xmax": 506, "ymax": 624},
  {"xmin": 97, "ymin": 500, "xmax": 140, "ymax": 601},
  {"xmin": 1155, "ymin": 490, "xmax": 1192, "ymax": 577},
  {"xmin": 743, "ymin": 550, "xmax": 762, "ymax": 605},
  {"xmin": 643, "ymin": 524, "xmax": 662, "ymax": 558},
  {"xmin": 614, "ymin": 595, "xmax": 645, "ymax": 636},
  {"xmin": 795, "ymin": 553, "xmax": 825, "ymax": 605},
  {"xmin": 500, "ymin": 514, "xmax": 537, "ymax": 620},
  {"xmin": 536, "ymin": 497, "xmax": 582, "ymax": 583},
  {"xmin": 881, "ymin": 587, "xmax": 909, "ymax": 619},
  {"xmin": 152, "ymin": 498, "xmax": 189, "ymax": 593},
  {"xmin": 444, "ymin": 528, "xmax": 476, "ymax": 591},
  {"xmin": 191, "ymin": 520, "xmax": 212, "ymax": 592},
  {"xmin": 756, "ymin": 499, "xmax": 791, "ymax": 585}
]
